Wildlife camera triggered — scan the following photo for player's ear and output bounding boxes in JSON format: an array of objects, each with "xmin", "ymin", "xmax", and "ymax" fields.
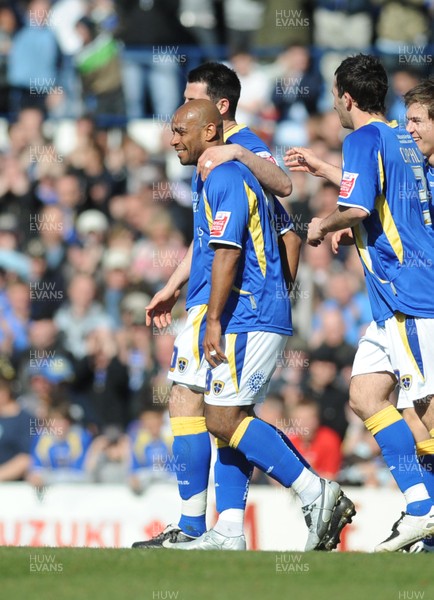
[
  {"xmin": 343, "ymin": 92, "xmax": 353, "ymax": 110},
  {"xmin": 216, "ymin": 98, "xmax": 230, "ymax": 117},
  {"xmin": 205, "ymin": 122, "xmax": 218, "ymax": 141}
]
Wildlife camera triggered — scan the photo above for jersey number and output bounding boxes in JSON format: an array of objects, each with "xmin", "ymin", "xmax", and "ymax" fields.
[{"xmin": 411, "ymin": 165, "xmax": 432, "ymax": 227}]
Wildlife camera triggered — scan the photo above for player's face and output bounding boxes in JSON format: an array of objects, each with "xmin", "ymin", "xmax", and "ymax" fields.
[
  {"xmin": 406, "ymin": 102, "xmax": 434, "ymax": 160},
  {"xmin": 170, "ymin": 113, "xmax": 205, "ymax": 166},
  {"xmin": 184, "ymin": 82, "xmax": 210, "ymax": 103},
  {"xmin": 332, "ymin": 80, "xmax": 352, "ymax": 130}
]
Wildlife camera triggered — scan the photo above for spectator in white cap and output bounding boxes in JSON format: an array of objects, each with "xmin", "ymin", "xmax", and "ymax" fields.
[
  {"xmin": 75, "ymin": 209, "xmax": 109, "ymax": 270},
  {"xmin": 76, "ymin": 209, "xmax": 109, "ymax": 240}
]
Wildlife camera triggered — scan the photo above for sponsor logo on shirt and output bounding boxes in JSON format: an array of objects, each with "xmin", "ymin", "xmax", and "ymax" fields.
[
  {"xmin": 340, "ymin": 171, "xmax": 359, "ymax": 199},
  {"xmin": 210, "ymin": 211, "xmax": 231, "ymax": 238}
]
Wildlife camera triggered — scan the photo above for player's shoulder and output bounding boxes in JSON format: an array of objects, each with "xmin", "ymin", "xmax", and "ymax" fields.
[
  {"xmin": 345, "ymin": 122, "xmax": 382, "ymax": 148},
  {"xmin": 205, "ymin": 161, "xmax": 257, "ymax": 202},
  {"xmin": 207, "ymin": 161, "xmax": 244, "ymax": 184},
  {"xmin": 233, "ymin": 161, "xmax": 263, "ymax": 191},
  {"xmin": 226, "ymin": 125, "xmax": 271, "ymax": 154}
]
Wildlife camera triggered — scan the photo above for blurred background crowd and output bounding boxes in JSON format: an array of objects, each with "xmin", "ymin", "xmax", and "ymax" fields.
[{"xmin": 0, "ymin": 0, "xmax": 433, "ymax": 494}]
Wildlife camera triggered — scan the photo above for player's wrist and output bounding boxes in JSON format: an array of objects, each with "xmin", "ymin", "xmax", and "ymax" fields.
[
  {"xmin": 206, "ymin": 314, "xmax": 220, "ymax": 324},
  {"xmin": 164, "ymin": 279, "xmax": 182, "ymax": 297},
  {"xmin": 314, "ymin": 161, "xmax": 330, "ymax": 179},
  {"xmin": 318, "ymin": 221, "xmax": 328, "ymax": 237},
  {"xmin": 233, "ymin": 144, "xmax": 244, "ymax": 162}
]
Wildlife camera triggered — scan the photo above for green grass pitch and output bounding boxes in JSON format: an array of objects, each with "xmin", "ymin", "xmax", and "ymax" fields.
[{"xmin": 1, "ymin": 547, "xmax": 433, "ymax": 600}]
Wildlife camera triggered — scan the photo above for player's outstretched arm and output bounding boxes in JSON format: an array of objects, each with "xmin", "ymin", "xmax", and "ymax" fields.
[
  {"xmin": 145, "ymin": 242, "xmax": 193, "ymax": 328},
  {"xmin": 278, "ymin": 230, "xmax": 302, "ymax": 290},
  {"xmin": 204, "ymin": 244, "xmax": 241, "ymax": 368},
  {"xmin": 197, "ymin": 144, "xmax": 292, "ymax": 197},
  {"xmin": 284, "ymin": 147, "xmax": 342, "ymax": 186},
  {"xmin": 307, "ymin": 207, "xmax": 367, "ymax": 247}
]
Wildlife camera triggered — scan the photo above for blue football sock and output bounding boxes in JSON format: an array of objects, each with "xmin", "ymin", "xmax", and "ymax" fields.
[
  {"xmin": 365, "ymin": 406, "xmax": 432, "ymax": 516},
  {"xmin": 267, "ymin": 422, "xmax": 313, "ymax": 471},
  {"xmin": 171, "ymin": 417, "xmax": 211, "ymax": 537},
  {"xmin": 214, "ymin": 441, "xmax": 253, "ymax": 513},
  {"xmin": 229, "ymin": 417, "xmax": 304, "ymax": 487}
]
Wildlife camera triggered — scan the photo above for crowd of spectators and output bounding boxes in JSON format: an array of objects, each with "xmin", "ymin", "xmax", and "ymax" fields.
[{"xmin": 1, "ymin": 0, "xmax": 430, "ymax": 493}]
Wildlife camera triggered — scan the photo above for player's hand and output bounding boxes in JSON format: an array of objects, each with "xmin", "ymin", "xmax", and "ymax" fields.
[
  {"xmin": 197, "ymin": 145, "xmax": 238, "ymax": 181},
  {"xmin": 331, "ymin": 228, "xmax": 354, "ymax": 254},
  {"xmin": 203, "ymin": 319, "xmax": 227, "ymax": 368},
  {"xmin": 307, "ymin": 217, "xmax": 325, "ymax": 246},
  {"xmin": 145, "ymin": 287, "xmax": 181, "ymax": 329},
  {"xmin": 284, "ymin": 147, "xmax": 324, "ymax": 177}
]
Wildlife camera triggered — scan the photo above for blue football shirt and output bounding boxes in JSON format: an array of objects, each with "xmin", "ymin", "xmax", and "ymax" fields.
[
  {"xmin": 186, "ymin": 160, "xmax": 292, "ymax": 335},
  {"xmin": 337, "ymin": 120, "xmax": 434, "ymax": 325}
]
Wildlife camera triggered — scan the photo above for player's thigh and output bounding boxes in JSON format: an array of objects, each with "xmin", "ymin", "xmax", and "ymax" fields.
[{"xmin": 350, "ymin": 372, "xmax": 397, "ymax": 420}]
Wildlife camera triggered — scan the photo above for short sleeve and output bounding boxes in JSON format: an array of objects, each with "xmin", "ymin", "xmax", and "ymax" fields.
[
  {"xmin": 206, "ymin": 163, "xmax": 249, "ymax": 249},
  {"xmin": 338, "ymin": 126, "xmax": 382, "ymax": 215}
]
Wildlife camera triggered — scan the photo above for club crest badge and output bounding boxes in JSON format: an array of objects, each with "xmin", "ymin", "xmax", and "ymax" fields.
[
  {"xmin": 177, "ymin": 357, "xmax": 189, "ymax": 373},
  {"xmin": 400, "ymin": 374, "xmax": 412, "ymax": 391},
  {"xmin": 212, "ymin": 380, "xmax": 225, "ymax": 395}
]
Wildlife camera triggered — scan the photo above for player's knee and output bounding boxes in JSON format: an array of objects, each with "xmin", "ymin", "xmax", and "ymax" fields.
[
  {"xmin": 169, "ymin": 383, "xmax": 203, "ymax": 417},
  {"xmin": 169, "ymin": 385, "xmax": 187, "ymax": 417},
  {"xmin": 204, "ymin": 411, "xmax": 225, "ymax": 440},
  {"xmin": 348, "ymin": 381, "xmax": 364, "ymax": 417},
  {"xmin": 402, "ymin": 407, "xmax": 419, "ymax": 426},
  {"xmin": 415, "ymin": 396, "xmax": 434, "ymax": 431},
  {"xmin": 205, "ymin": 408, "xmax": 237, "ymax": 442}
]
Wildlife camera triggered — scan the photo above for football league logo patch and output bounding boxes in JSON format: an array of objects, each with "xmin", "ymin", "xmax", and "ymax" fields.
[
  {"xmin": 400, "ymin": 374, "xmax": 412, "ymax": 391},
  {"xmin": 210, "ymin": 211, "xmax": 231, "ymax": 238},
  {"xmin": 339, "ymin": 171, "xmax": 359, "ymax": 199},
  {"xmin": 212, "ymin": 380, "xmax": 225, "ymax": 395},
  {"xmin": 177, "ymin": 357, "xmax": 189, "ymax": 373}
]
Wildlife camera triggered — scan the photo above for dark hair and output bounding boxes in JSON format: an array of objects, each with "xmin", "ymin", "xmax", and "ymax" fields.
[
  {"xmin": 404, "ymin": 78, "xmax": 434, "ymax": 121},
  {"xmin": 335, "ymin": 54, "xmax": 388, "ymax": 114},
  {"xmin": 187, "ymin": 62, "xmax": 241, "ymax": 120}
]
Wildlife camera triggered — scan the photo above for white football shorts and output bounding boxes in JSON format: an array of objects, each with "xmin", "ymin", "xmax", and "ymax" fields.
[
  {"xmin": 352, "ymin": 314, "xmax": 434, "ymax": 409},
  {"xmin": 167, "ymin": 304, "xmax": 288, "ymax": 406}
]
